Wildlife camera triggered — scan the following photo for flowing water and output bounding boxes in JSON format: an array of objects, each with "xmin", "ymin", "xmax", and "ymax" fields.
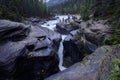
[
  {"xmin": 41, "ymin": 15, "xmax": 69, "ymax": 71},
  {"xmin": 58, "ymin": 35, "xmax": 67, "ymax": 71}
]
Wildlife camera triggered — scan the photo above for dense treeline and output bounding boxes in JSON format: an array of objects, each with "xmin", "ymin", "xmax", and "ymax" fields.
[
  {"xmin": 0, "ymin": 0, "xmax": 49, "ymax": 21},
  {"xmin": 93, "ymin": 0, "xmax": 120, "ymax": 20},
  {"xmin": 50, "ymin": 0, "xmax": 120, "ymax": 20},
  {"xmin": 49, "ymin": 0, "xmax": 96, "ymax": 20},
  {"xmin": 49, "ymin": 0, "xmax": 82, "ymax": 14}
]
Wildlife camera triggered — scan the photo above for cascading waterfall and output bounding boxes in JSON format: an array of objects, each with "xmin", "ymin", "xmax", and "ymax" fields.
[
  {"xmin": 57, "ymin": 35, "xmax": 67, "ymax": 71},
  {"xmin": 41, "ymin": 15, "xmax": 68, "ymax": 71}
]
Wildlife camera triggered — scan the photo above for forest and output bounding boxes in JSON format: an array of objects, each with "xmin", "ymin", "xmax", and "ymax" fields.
[
  {"xmin": 0, "ymin": 0, "xmax": 49, "ymax": 21},
  {"xmin": 50, "ymin": 0, "xmax": 120, "ymax": 20}
]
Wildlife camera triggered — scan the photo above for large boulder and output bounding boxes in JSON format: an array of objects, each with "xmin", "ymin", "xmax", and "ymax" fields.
[
  {"xmin": 56, "ymin": 22, "xmax": 79, "ymax": 34},
  {"xmin": 79, "ymin": 20, "xmax": 114, "ymax": 45},
  {"xmin": 0, "ymin": 20, "xmax": 61, "ymax": 80},
  {"xmin": 45, "ymin": 45, "xmax": 120, "ymax": 80},
  {"xmin": 39, "ymin": 27, "xmax": 61, "ymax": 52},
  {"xmin": 13, "ymin": 26, "xmax": 60, "ymax": 80},
  {"xmin": 0, "ymin": 41, "xmax": 28, "ymax": 80},
  {"xmin": 22, "ymin": 17, "xmax": 41, "ymax": 24},
  {"xmin": 63, "ymin": 39, "xmax": 84, "ymax": 67},
  {"xmin": 63, "ymin": 30, "xmax": 97, "ymax": 67},
  {"xmin": 0, "ymin": 20, "xmax": 30, "ymax": 41}
]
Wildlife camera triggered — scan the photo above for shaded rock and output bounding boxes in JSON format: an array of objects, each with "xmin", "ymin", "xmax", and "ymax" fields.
[
  {"xmin": 84, "ymin": 41, "xmax": 98, "ymax": 54},
  {"xmin": 45, "ymin": 45, "xmax": 120, "ymax": 80},
  {"xmin": 14, "ymin": 32, "xmax": 59, "ymax": 80},
  {"xmin": 39, "ymin": 27, "xmax": 61, "ymax": 52},
  {"xmin": 0, "ymin": 20, "xmax": 30, "ymax": 41},
  {"xmin": 56, "ymin": 23, "xmax": 79, "ymax": 34},
  {"xmin": 56, "ymin": 23, "xmax": 70, "ymax": 34},
  {"xmin": 24, "ymin": 17, "xmax": 40, "ymax": 23},
  {"xmin": 22, "ymin": 17, "xmax": 47, "ymax": 26},
  {"xmin": 0, "ymin": 20, "xmax": 60, "ymax": 80},
  {"xmin": 14, "ymin": 55, "xmax": 59, "ymax": 80},
  {"xmin": 0, "ymin": 41, "xmax": 28, "ymax": 80},
  {"xmin": 63, "ymin": 40, "xmax": 84, "ymax": 67},
  {"xmin": 63, "ymin": 30, "xmax": 97, "ymax": 67},
  {"xmin": 79, "ymin": 20, "xmax": 114, "ymax": 45}
]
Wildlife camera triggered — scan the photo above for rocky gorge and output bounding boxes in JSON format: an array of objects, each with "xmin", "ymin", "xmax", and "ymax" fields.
[{"xmin": 0, "ymin": 14, "xmax": 119, "ymax": 80}]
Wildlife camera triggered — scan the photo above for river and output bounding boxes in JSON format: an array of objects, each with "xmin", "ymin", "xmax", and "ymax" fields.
[{"xmin": 41, "ymin": 15, "xmax": 69, "ymax": 71}]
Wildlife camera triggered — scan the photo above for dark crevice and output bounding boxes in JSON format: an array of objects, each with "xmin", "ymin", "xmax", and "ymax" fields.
[{"xmin": 26, "ymin": 45, "xmax": 35, "ymax": 51}]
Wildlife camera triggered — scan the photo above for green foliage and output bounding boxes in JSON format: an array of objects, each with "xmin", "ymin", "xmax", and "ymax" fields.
[
  {"xmin": 105, "ymin": 23, "xmax": 120, "ymax": 45},
  {"xmin": 99, "ymin": 0, "xmax": 120, "ymax": 45},
  {"xmin": 0, "ymin": 0, "xmax": 50, "ymax": 21},
  {"xmin": 57, "ymin": 77, "xmax": 64, "ymax": 80},
  {"xmin": 112, "ymin": 59, "xmax": 120, "ymax": 66},
  {"xmin": 108, "ymin": 59, "xmax": 120, "ymax": 80},
  {"xmin": 79, "ymin": 0, "xmax": 96, "ymax": 20},
  {"xmin": 108, "ymin": 70, "xmax": 120, "ymax": 80},
  {"xmin": 49, "ymin": 0, "xmax": 82, "ymax": 14},
  {"xmin": 49, "ymin": 0, "xmax": 96, "ymax": 20},
  {"xmin": 94, "ymin": 0, "xmax": 120, "ymax": 20},
  {"xmin": 50, "ymin": 0, "xmax": 120, "ymax": 21}
]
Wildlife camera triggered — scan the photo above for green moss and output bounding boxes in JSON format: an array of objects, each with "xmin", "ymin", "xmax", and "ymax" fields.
[
  {"xmin": 112, "ymin": 59, "xmax": 120, "ymax": 66},
  {"xmin": 104, "ymin": 47, "xmax": 109, "ymax": 54},
  {"xmin": 57, "ymin": 77, "xmax": 64, "ymax": 80},
  {"xmin": 75, "ymin": 33, "xmax": 90, "ymax": 56},
  {"xmin": 108, "ymin": 59, "xmax": 120, "ymax": 80}
]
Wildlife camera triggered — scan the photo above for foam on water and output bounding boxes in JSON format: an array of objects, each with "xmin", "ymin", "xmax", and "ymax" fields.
[{"xmin": 41, "ymin": 15, "xmax": 69, "ymax": 71}]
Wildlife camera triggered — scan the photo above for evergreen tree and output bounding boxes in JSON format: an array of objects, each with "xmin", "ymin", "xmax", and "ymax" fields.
[{"xmin": 0, "ymin": 0, "xmax": 50, "ymax": 21}]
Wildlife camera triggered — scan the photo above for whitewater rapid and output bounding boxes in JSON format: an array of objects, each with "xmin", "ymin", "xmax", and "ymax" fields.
[{"xmin": 41, "ymin": 15, "xmax": 68, "ymax": 71}]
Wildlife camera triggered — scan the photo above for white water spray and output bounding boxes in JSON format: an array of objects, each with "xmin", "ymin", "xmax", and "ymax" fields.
[{"xmin": 41, "ymin": 15, "xmax": 68, "ymax": 71}]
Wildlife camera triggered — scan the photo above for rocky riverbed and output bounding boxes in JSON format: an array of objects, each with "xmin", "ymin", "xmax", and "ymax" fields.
[{"xmin": 0, "ymin": 15, "xmax": 119, "ymax": 80}]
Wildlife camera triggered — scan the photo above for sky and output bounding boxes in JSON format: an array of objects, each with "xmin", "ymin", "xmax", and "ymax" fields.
[
  {"xmin": 43, "ymin": 0, "xmax": 50, "ymax": 3},
  {"xmin": 46, "ymin": 0, "xmax": 50, "ymax": 2}
]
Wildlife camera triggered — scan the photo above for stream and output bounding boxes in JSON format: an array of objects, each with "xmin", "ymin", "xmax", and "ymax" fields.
[{"xmin": 41, "ymin": 15, "xmax": 69, "ymax": 71}]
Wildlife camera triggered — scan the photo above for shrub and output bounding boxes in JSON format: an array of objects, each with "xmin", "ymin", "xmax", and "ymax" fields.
[
  {"xmin": 108, "ymin": 59, "xmax": 120, "ymax": 80},
  {"xmin": 105, "ymin": 23, "xmax": 120, "ymax": 45}
]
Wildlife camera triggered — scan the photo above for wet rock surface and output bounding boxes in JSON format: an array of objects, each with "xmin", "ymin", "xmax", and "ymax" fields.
[
  {"xmin": 45, "ymin": 45, "xmax": 120, "ymax": 80},
  {"xmin": 0, "ymin": 20, "xmax": 61, "ymax": 80}
]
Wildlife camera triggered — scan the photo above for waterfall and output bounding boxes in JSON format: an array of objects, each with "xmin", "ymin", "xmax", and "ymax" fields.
[
  {"xmin": 57, "ymin": 35, "xmax": 67, "ymax": 71},
  {"xmin": 41, "ymin": 15, "xmax": 69, "ymax": 71}
]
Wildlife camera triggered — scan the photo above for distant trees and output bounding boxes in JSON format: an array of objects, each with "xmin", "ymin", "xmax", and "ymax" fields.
[
  {"xmin": 49, "ymin": 0, "xmax": 96, "ymax": 20},
  {"xmin": 79, "ymin": 0, "xmax": 96, "ymax": 20},
  {"xmin": 50, "ymin": 0, "xmax": 120, "ymax": 20},
  {"xmin": 0, "ymin": 0, "xmax": 50, "ymax": 21},
  {"xmin": 49, "ymin": 0, "xmax": 81, "ymax": 14}
]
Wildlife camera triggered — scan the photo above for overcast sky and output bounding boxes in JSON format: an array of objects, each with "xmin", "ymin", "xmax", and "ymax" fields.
[{"xmin": 43, "ymin": 0, "xmax": 50, "ymax": 3}]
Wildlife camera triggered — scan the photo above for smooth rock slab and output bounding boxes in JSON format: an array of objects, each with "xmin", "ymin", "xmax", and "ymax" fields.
[
  {"xmin": 45, "ymin": 45, "xmax": 120, "ymax": 80},
  {"xmin": 0, "ymin": 20, "xmax": 30, "ymax": 41}
]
